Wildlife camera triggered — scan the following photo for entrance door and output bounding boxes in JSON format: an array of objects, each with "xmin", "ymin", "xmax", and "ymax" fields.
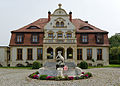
[{"xmin": 56, "ymin": 47, "xmax": 64, "ymax": 57}]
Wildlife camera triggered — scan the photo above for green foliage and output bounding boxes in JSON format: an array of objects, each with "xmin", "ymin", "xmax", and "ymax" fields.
[
  {"xmin": 34, "ymin": 71, "xmax": 39, "ymax": 74},
  {"xmin": 29, "ymin": 73, "xmax": 36, "ymax": 78},
  {"xmin": 78, "ymin": 61, "xmax": 88, "ymax": 69},
  {"xmin": 32, "ymin": 61, "xmax": 42, "ymax": 69},
  {"xmin": 109, "ymin": 34, "xmax": 120, "ymax": 47},
  {"xmin": 38, "ymin": 75, "xmax": 48, "ymax": 80},
  {"xmin": 55, "ymin": 76, "xmax": 63, "ymax": 80},
  {"xmin": 84, "ymin": 72, "xmax": 92, "ymax": 77}
]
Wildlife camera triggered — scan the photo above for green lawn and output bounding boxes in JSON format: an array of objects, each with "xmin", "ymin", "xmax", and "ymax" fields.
[
  {"xmin": 0, "ymin": 66, "xmax": 32, "ymax": 69},
  {"xmin": 88, "ymin": 64, "xmax": 120, "ymax": 69}
]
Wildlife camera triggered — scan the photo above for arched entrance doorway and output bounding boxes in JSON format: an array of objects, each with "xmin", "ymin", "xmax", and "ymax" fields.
[{"xmin": 55, "ymin": 47, "xmax": 64, "ymax": 57}]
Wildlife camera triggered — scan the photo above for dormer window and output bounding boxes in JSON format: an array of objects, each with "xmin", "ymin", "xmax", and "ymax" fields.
[
  {"xmin": 27, "ymin": 26, "xmax": 40, "ymax": 29},
  {"xmin": 16, "ymin": 34, "xmax": 24, "ymax": 43},
  {"xmin": 31, "ymin": 34, "xmax": 39, "ymax": 43}
]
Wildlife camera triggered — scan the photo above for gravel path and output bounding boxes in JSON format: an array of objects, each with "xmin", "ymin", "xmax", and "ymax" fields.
[{"xmin": 0, "ymin": 68, "xmax": 120, "ymax": 86}]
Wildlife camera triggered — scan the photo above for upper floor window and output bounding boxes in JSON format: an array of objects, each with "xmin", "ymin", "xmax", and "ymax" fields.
[
  {"xmin": 57, "ymin": 33, "xmax": 63, "ymax": 38},
  {"xmin": 81, "ymin": 34, "xmax": 88, "ymax": 43},
  {"xmin": 56, "ymin": 21, "xmax": 65, "ymax": 27},
  {"xmin": 61, "ymin": 22, "xmax": 64, "ymax": 27},
  {"xmin": 67, "ymin": 33, "xmax": 72, "ymax": 38},
  {"xmin": 96, "ymin": 34, "xmax": 104, "ymax": 44},
  {"xmin": 48, "ymin": 33, "xmax": 53, "ymax": 38},
  {"xmin": 56, "ymin": 22, "xmax": 59, "ymax": 27},
  {"xmin": 16, "ymin": 34, "xmax": 23, "ymax": 43},
  {"xmin": 32, "ymin": 34, "xmax": 39, "ymax": 43}
]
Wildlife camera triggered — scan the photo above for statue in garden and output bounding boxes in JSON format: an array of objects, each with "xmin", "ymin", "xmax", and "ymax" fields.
[{"xmin": 56, "ymin": 51, "xmax": 65, "ymax": 69}]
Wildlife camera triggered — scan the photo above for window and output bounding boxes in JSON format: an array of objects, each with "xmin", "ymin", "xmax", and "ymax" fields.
[
  {"xmin": 48, "ymin": 33, "xmax": 53, "ymax": 38},
  {"xmin": 17, "ymin": 49, "xmax": 22, "ymax": 60},
  {"xmin": 16, "ymin": 35, "xmax": 23, "ymax": 43},
  {"xmin": 56, "ymin": 22, "xmax": 59, "ymax": 27},
  {"xmin": 67, "ymin": 33, "xmax": 72, "ymax": 38},
  {"xmin": 77, "ymin": 49, "xmax": 82, "ymax": 60},
  {"xmin": 96, "ymin": 34, "xmax": 103, "ymax": 44},
  {"xmin": 27, "ymin": 26, "xmax": 40, "ymax": 29},
  {"xmin": 61, "ymin": 22, "xmax": 64, "ymax": 27},
  {"xmin": 81, "ymin": 34, "xmax": 88, "ymax": 43},
  {"xmin": 37, "ymin": 48, "xmax": 43, "ymax": 60},
  {"xmin": 32, "ymin": 34, "xmax": 38, "ymax": 43},
  {"xmin": 67, "ymin": 48, "xmax": 73, "ymax": 59},
  {"xmin": 87, "ymin": 49, "xmax": 92, "ymax": 60},
  {"xmin": 57, "ymin": 33, "xmax": 63, "ymax": 38},
  {"xmin": 27, "ymin": 49, "xmax": 33, "ymax": 60},
  {"xmin": 97, "ymin": 49, "xmax": 102, "ymax": 60},
  {"xmin": 47, "ymin": 48, "xmax": 53, "ymax": 59}
]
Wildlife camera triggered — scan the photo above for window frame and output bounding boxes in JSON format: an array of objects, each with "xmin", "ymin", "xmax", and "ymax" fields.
[
  {"xmin": 57, "ymin": 33, "xmax": 63, "ymax": 38},
  {"xmin": 80, "ymin": 34, "xmax": 88, "ymax": 44},
  {"xmin": 77, "ymin": 49, "xmax": 82, "ymax": 60},
  {"xmin": 48, "ymin": 33, "xmax": 54, "ymax": 38},
  {"xmin": 87, "ymin": 48, "xmax": 92, "ymax": 60},
  {"xmin": 67, "ymin": 33, "xmax": 72, "ymax": 38},
  {"xmin": 97, "ymin": 49, "xmax": 102, "ymax": 60},
  {"xmin": 37, "ymin": 48, "xmax": 43, "ymax": 60},
  {"xmin": 15, "ymin": 34, "xmax": 24, "ymax": 44},
  {"xmin": 31, "ymin": 34, "xmax": 39, "ymax": 43},
  {"xmin": 67, "ymin": 48, "xmax": 73, "ymax": 59},
  {"xmin": 96, "ymin": 34, "xmax": 104, "ymax": 44},
  {"xmin": 17, "ymin": 48, "xmax": 23, "ymax": 60},
  {"xmin": 27, "ymin": 48, "xmax": 33, "ymax": 60}
]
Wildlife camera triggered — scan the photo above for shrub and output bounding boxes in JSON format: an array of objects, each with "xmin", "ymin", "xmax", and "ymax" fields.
[
  {"xmin": 28, "ymin": 73, "xmax": 36, "ymax": 78},
  {"xmin": 16, "ymin": 63, "xmax": 25, "ymax": 67},
  {"xmin": 38, "ymin": 75, "xmax": 48, "ymax": 80},
  {"xmin": 26, "ymin": 63, "xmax": 33, "ymax": 67},
  {"xmin": 84, "ymin": 72, "xmax": 92, "ymax": 77},
  {"xmin": 55, "ymin": 76, "xmax": 63, "ymax": 80},
  {"xmin": 32, "ymin": 61, "xmax": 42, "ymax": 69},
  {"xmin": 77, "ymin": 61, "xmax": 88, "ymax": 69}
]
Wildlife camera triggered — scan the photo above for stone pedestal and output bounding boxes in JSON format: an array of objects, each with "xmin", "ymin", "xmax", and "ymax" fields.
[{"xmin": 57, "ymin": 68, "xmax": 64, "ymax": 77}]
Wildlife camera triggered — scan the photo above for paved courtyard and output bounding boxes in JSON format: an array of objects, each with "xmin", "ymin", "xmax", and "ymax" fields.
[{"xmin": 0, "ymin": 68, "xmax": 120, "ymax": 86}]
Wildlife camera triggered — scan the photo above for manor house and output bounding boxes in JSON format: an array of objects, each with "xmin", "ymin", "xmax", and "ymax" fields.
[{"xmin": 0, "ymin": 4, "xmax": 109, "ymax": 67}]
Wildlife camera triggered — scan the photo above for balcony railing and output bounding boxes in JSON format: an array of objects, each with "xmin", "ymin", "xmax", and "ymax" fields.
[{"xmin": 43, "ymin": 39, "xmax": 76, "ymax": 44}]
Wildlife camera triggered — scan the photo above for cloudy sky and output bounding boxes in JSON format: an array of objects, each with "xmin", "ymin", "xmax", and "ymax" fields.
[{"xmin": 0, "ymin": 0, "xmax": 120, "ymax": 46}]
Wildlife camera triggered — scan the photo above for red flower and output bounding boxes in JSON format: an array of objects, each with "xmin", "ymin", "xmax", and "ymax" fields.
[
  {"xmin": 46, "ymin": 76, "xmax": 53, "ymax": 79},
  {"xmin": 82, "ymin": 72, "xmax": 84, "ymax": 74},
  {"xmin": 68, "ymin": 76, "xmax": 74, "ymax": 80}
]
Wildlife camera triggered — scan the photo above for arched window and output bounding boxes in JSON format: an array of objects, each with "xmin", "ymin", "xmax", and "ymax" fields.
[
  {"xmin": 67, "ymin": 48, "xmax": 73, "ymax": 59},
  {"xmin": 56, "ymin": 21, "xmax": 59, "ymax": 27},
  {"xmin": 61, "ymin": 22, "xmax": 64, "ymax": 27},
  {"xmin": 47, "ymin": 47, "xmax": 53, "ymax": 59}
]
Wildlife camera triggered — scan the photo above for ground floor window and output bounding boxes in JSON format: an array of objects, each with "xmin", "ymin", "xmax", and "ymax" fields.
[
  {"xmin": 87, "ymin": 49, "xmax": 92, "ymax": 60},
  {"xmin": 47, "ymin": 47, "xmax": 53, "ymax": 59},
  {"xmin": 97, "ymin": 49, "xmax": 102, "ymax": 60},
  {"xmin": 77, "ymin": 49, "xmax": 82, "ymax": 60},
  {"xmin": 37, "ymin": 48, "xmax": 43, "ymax": 60},
  {"xmin": 67, "ymin": 48, "xmax": 73, "ymax": 59},
  {"xmin": 17, "ymin": 48, "xmax": 22, "ymax": 60},
  {"xmin": 27, "ymin": 48, "xmax": 33, "ymax": 60}
]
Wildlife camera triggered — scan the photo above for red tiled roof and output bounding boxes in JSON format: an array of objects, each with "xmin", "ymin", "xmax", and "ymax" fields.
[{"xmin": 11, "ymin": 18, "xmax": 108, "ymax": 33}]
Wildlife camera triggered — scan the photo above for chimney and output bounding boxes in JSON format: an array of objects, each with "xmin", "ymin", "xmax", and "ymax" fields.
[
  {"xmin": 69, "ymin": 11, "xmax": 72, "ymax": 21},
  {"xmin": 48, "ymin": 11, "xmax": 51, "ymax": 21}
]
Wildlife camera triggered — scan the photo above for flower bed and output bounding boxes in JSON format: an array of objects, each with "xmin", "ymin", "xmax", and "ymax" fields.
[{"xmin": 28, "ymin": 71, "xmax": 92, "ymax": 80}]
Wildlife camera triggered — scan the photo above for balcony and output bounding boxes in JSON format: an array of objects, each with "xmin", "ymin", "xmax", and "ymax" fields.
[{"xmin": 43, "ymin": 39, "xmax": 76, "ymax": 44}]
